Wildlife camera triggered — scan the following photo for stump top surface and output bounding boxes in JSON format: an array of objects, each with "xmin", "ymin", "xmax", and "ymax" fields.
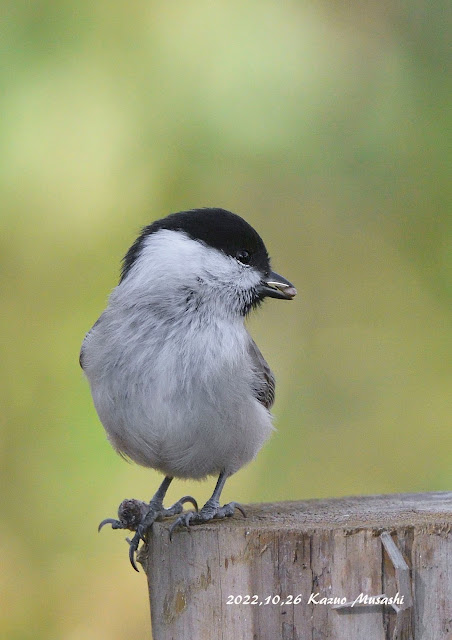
[
  {"xmin": 244, "ymin": 491, "xmax": 452, "ymax": 530},
  {"xmin": 156, "ymin": 492, "xmax": 452, "ymax": 535}
]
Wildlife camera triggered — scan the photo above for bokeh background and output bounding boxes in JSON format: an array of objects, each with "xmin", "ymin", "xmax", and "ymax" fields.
[{"xmin": 2, "ymin": 1, "xmax": 451, "ymax": 638}]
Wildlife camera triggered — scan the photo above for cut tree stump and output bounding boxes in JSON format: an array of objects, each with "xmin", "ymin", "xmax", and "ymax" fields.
[{"xmin": 138, "ymin": 492, "xmax": 452, "ymax": 640}]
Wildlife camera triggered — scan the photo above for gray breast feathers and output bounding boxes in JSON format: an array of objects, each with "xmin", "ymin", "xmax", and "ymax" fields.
[
  {"xmin": 79, "ymin": 314, "xmax": 104, "ymax": 370},
  {"xmin": 247, "ymin": 337, "xmax": 275, "ymax": 410}
]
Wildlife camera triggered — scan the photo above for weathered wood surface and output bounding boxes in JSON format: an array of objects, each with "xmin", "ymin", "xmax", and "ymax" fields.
[{"xmin": 139, "ymin": 492, "xmax": 452, "ymax": 640}]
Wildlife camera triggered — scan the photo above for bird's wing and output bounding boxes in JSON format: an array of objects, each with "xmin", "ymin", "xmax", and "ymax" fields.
[{"xmin": 247, "ymin": 336, "xmax": 275, "ymax": 410}]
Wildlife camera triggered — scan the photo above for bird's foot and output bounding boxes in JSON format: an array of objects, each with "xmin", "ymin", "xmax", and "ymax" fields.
[
  {"xmin": 169, "ymin": 498, "xmax": 246, "ymax": 541},
  {"xmin": 98, "ymin": 494, "xmax": 198, "ymax": 571}
]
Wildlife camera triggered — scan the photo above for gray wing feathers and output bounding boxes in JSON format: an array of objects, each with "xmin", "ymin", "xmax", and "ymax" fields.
[{"xmin": 247, "ymin": 338, "xmax": 275, "ymax": 410}]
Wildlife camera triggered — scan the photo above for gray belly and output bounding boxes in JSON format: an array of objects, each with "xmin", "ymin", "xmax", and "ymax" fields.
[{"xmin": 90, "ymin": 370, "xmax": 274, "ymax": 479}]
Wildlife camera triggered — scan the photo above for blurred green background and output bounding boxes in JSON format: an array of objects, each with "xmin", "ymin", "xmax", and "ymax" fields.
[{"xmin": 1, "ymin": 1, "xmax": 451, "ymax": 638}]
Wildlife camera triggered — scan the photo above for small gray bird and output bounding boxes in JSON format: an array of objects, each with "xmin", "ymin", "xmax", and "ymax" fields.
[{"xmin": 80, "ymin": 208, "xmax": 296, "ymax": 570}]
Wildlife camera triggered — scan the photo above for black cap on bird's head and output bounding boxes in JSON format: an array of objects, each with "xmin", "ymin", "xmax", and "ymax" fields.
[{"xmin": 121, "ymin": 207, "xmax": 296, "ymax": 307}]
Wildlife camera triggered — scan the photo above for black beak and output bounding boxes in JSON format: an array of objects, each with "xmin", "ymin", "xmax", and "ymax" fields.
[{"xmin": 259, "ymin": 270, "xmax": 297, "ymax": 300}]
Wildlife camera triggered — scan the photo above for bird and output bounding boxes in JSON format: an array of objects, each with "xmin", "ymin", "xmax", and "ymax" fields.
[{"xmin": 80, "ymin": 207, "xmax": 296, "ymax": 570}]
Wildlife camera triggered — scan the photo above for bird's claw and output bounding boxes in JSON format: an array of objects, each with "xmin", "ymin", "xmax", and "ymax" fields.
[
  {"xmin": 127, "ymin": 529, "xmax": 144, "ymax": 572},
  {"xmin": 98, "ymin": 495, "xmax": 198, "ymax": 571},
  {"xmin": 169, "ymin": 501, "xmax": 246, "ymax": 541},
  {"xmin": 169, "ymin": 511, "xmax": 194, "ymax": 541},
  {"xmin": 233, "ymin": 503, "xmax": 247, "ymax": 518},
  {"xmin": 98, "ymin": 517, "xmax": 124, "ymax": 532},
  {"xmin": 178, "ymin": 496, "xmax": 199, "ymax": 511}
]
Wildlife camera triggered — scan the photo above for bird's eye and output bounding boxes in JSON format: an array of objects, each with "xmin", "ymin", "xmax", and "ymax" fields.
[{"xmin": 236, "ymin": 250, "xmax": 251, "ymax": 264}]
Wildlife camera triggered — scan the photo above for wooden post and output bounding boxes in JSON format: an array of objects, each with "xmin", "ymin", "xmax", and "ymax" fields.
[{"xmin": 139, "ymin": 492, "xmax": 452, "ymax": 640}]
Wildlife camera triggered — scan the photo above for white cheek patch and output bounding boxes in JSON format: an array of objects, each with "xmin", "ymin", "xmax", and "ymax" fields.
[
  {"xmin": 125, "ymin": 230, "xmax": 205, "ymax": 291},
  {"xmin": 117, "ymin": 229, "xmax": 262, "ymax": 312}
]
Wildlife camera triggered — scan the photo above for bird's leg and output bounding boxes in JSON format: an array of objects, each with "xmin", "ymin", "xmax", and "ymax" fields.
[
  {"xmin": 169, "ymin": 470, "xmax": 246, "ymax": 540},
  {"xmin": 98, "ymin": 476, "xmax": 198, "ymax": 571}
]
